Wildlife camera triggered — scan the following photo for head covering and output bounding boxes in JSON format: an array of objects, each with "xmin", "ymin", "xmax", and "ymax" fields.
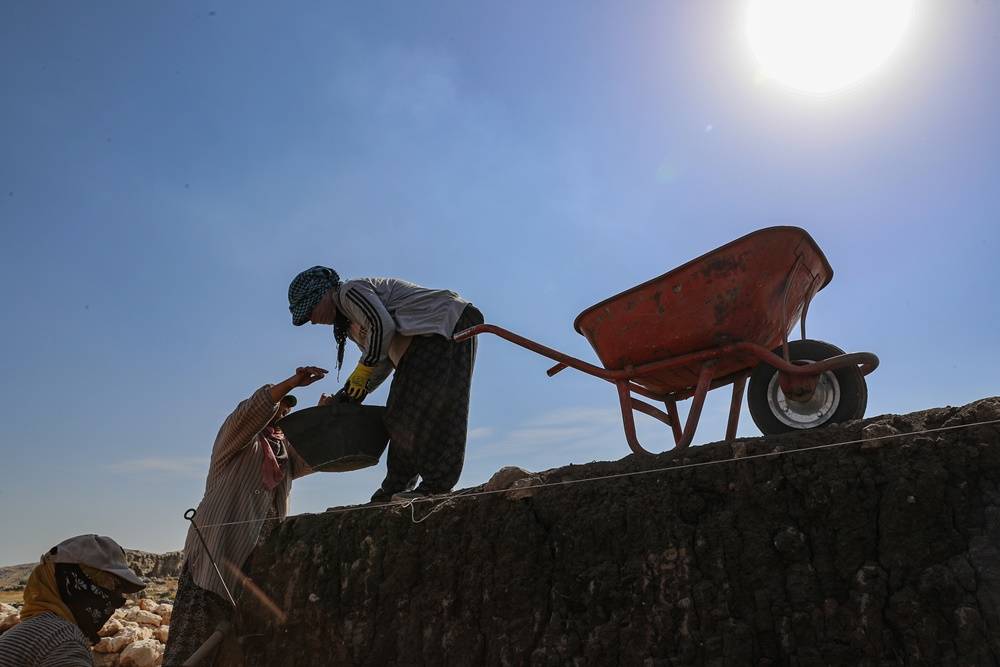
[
  {"xmin": 21, "ymin": 535, "xmax": 144, "ymax": 640},
  {"xmin": 20, "ymin": 561, "xmax": 75, "ymax": 625},
  {"xmin": 42, "ymin": 534, "xmax": 146, "ymax": 594},
  {"xmin": 288, "ymin": 266, "xmax": 340, "ymax": 326},
  {"xmin": 55, "ymin": 563, "xmax": 126, "ymax": 642}
]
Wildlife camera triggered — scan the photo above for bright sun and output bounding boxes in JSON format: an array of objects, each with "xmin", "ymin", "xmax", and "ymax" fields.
[{"xmin": 747, "ymin": 0, "xmax": 914, "ymax": 94}]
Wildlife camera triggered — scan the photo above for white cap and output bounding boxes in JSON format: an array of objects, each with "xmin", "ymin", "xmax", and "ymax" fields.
[{"xmin": 42, "ymin": 534, "xmax": 146, "ymax": 593}]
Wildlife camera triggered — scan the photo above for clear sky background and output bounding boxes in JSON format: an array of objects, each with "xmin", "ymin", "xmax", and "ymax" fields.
[{"xmin": 2, "ymin": 1, "xmax": 998, "ymax": 565}]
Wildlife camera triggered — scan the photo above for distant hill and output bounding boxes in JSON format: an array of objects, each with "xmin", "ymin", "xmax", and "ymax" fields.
[
  {"xmin": 0, "ymin": 549, "xmax": 183, "ymax": 591},
  {"xmin": 0, "ymin": 564, "xmax": 32, "ymax": 591}
]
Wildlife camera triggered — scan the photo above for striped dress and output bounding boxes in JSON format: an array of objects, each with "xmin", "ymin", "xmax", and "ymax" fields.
[
  {"xmin": 163, "ymin": 385, "xmax": 308, "ymax": 666},
  {"xmin": 0, "ymin": 612, "xmax": 93, "ymax": 667},
  {"xmin": 182, "ymin": 385, "xmax": 308, "ymax": 601}
]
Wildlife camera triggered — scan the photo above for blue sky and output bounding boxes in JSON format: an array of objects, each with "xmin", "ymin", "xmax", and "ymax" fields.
[{"xmin": 2, "ymin": 1, "xmax": 998, "ymax": 565}]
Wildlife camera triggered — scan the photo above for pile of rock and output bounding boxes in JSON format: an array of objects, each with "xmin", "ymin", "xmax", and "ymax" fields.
[
  {"xmin": 0, "ymin": 599, "xmax": 172, "ymax": 667},
  {"xmin": 0, "ymin": 603, "xmax": 19, "ymax": 633},
  {"xmin": 93, "ymin": 598, "xmax": 172, "ymax": 667}
]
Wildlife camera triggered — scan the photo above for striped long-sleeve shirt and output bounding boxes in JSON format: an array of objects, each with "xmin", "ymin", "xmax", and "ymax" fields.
[
  {"xmin": 182, "ymin": 386, "xmax": 309, "ymax": 601},
  {"xmin": 0, "ymin": 612, "xmax": 93, "ymax": 667},
  {"xmin": 333, "ymin": 277, "xmax": 469, "ymax": 369}
]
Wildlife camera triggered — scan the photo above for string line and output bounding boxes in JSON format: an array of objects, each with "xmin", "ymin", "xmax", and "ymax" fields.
[{"xmin": 192, "ymin": 416, "xmax": 1000, "ymax": 530}]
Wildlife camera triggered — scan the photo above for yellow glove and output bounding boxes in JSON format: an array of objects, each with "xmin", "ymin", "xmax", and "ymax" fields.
[{"xmin": 345, "ymin": 363, "xmax": 374, "ymax": 400}]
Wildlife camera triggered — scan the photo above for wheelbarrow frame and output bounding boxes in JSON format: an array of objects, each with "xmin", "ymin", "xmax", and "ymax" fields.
[{"xmin": 454, "ymin": 227, "xmax": 879, "ymax": 457}]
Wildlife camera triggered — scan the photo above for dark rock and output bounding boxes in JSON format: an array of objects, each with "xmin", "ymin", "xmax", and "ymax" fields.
[{"xmin": 237, "ymin": 398, "xmax": 1000, "ymax": 665}]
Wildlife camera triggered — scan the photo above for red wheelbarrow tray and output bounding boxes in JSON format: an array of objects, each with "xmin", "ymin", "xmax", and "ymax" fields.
[
  {"xmin": 573, "ymin": 225, "xmax": 832, "ymax": 396},
  {"xmin": 454, "ymin": 226, "xmax": 878, "ymax": 455}
]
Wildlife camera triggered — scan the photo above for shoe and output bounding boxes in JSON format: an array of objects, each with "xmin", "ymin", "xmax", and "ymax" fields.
[
  {"xmin": 391, "ymin": 490, "xmax": 430, "ymax": 502},
  {"xmin": 369, "ymin": 488, "xmax": 394, "ymax": 503}
]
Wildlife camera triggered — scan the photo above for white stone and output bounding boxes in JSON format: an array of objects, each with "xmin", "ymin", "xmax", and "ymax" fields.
[
  {"xmin": 119, "ymin": 639, "xmax": 164, "ymax": 667},
  {"xmin": 154, "ymin": 625, "xmax": 169, "ymax": 643},
  {"xmin": 94, "ymin": 631, "xmax": 129, "ymax": 654},
  {"xmin": 153, "ymin": 603, "xmax": 172, "ymax": 624},
  {"xmin": 0, "ymin": 603, "xmax": 19, "ymax": 632},
  {"xmin": 124, "ymin": 608, "xmax": 162, "ymax": 626},
  {"xmin": 93, "ymin": 653, "xmax": 121, "ymax": 667},
  {"xmin": 94, "ymin": 625, "xmax": 152, "ymax": 653},
  {"xmin": 138, "ymin": 598, "xmax": 158, "ymax": 612},
  {"xmin": 484, "ymin": 466, "xmax": 533, "ymax": 492},
  {"xmin": 99, "ymin": 618, "xmax": 124, "ymax": 637}
]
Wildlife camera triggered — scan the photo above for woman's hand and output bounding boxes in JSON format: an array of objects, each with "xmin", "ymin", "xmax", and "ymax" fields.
[
  {"xmin": 269, "ymin": 366, "xmax": 328, "ymax": 404},
  {"xmin": 344, "ymin": 363, "xmax": 374, "ymax": 400},
  {"xmin": 295, "ymin": 366, "xmax": 328, "ymax": 387}
]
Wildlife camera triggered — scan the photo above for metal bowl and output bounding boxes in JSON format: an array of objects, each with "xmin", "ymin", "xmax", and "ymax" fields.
[{"xmin": 278, "ymin": 404, "xmax": 389, "ymax": 473}]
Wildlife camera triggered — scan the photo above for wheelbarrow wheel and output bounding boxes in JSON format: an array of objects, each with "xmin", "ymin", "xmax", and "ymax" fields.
[{"xmin": 747, "ymin": 339, "xmax": 867, "ymax": 435}]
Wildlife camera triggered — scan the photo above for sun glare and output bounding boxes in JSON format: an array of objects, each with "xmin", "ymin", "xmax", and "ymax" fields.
[{"xmin": 747, "ymin": 0, "xmax": 913, "ymax": 95}]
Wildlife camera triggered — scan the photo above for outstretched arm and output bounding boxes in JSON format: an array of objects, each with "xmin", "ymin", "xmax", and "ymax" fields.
[
  {"xmin": 211, "ymin": 366, "xmax": 327, "ymax": 471},
  {"xmin": 269, "ymin": 366, "xmax": 326, "ymax": 403}
]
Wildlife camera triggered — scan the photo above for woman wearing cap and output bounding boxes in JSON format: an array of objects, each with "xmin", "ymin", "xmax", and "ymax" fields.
[
  {"xmin": 0, "ymin": 534, "xmax": 145, "ymax": 666},
  {"xmin": 287, "ymin": 267, "xmax": 483, "ymax": 502}
]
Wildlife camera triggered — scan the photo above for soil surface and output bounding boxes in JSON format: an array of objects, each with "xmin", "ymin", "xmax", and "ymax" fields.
[{"xmin": 233, "ymin": 397, "xmax": 1000, "ymax": 665}]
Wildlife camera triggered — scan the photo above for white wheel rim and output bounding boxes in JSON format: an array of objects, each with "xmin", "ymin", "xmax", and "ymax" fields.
[{"xmin": 766, "ymin": 361, "xmax": 841, "ymax": 429}]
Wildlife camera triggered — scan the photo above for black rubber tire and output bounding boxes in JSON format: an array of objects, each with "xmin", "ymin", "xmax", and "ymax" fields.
[{"xmin": 747, "ymin": 339, "xmax": 868, "ymax": 436}]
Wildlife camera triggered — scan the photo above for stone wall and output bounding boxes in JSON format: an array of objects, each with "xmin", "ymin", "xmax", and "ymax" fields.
[{"xmin": 237, "ymin": 398, "xmax": 1000, "ymax": 666}]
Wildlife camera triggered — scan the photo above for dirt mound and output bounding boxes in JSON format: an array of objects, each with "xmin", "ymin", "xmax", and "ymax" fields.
[{"xmin": 237, "ymin": 397, "xmax": 1000, "ymax": 665}]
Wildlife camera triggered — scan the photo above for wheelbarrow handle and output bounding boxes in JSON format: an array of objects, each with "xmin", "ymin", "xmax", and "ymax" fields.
[
  {"xmin": 547, "ymin": 363, "xmax": 568, "ymax": 376},
  {"xmin": 454, "ymin": 324, "xmax": 621, "ymax": 380}
]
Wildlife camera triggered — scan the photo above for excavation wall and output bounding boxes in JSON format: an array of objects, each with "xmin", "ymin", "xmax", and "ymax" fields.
[{"xmin": 238, "ymin": 398, "xmax": 1000, "ymax": 666}]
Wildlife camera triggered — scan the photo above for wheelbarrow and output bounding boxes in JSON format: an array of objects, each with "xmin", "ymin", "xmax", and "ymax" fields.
[{"xmin": 454, "ymin": 226, "xmax": 879, "ymax": 456}]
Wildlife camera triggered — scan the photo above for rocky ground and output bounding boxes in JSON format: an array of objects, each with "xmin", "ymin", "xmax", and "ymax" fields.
[
  {"xmin": 0, "ymin": 597, "xmax": 173, "ymax": 666},
  {"xmin": 236, "ymin": 397, "xmax": 1000, "ymax": 666}
]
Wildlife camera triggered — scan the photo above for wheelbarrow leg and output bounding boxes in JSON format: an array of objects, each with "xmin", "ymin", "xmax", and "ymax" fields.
[
  {"xmin": 725, "ymin": 373, "xmax": 748, "ymax": 442},
  {"xmin": 617, "ymin": 381, "xmax": 654, "ymax": 456},
  {"xmin": 675, "ymin": 361, "xmax": 716, "ymax": 450},
  {"xmin": 664, "ymin": 399, "xmax": 683, "ymax": 445},
  {"xmin": 618, "ymin": 361, "xmax": 715, "ymax": 456}
]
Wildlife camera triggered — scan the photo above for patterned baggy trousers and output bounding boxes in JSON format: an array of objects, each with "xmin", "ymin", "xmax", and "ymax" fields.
[
  {"xmin": 377, "ymin": 304, "xmax": 483, "ymax": 496},
  {"xmin": 161, "ymin": 565, "xmax": 235, "ymax": 667}
]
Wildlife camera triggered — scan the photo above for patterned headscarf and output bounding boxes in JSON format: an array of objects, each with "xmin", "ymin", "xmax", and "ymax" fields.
[
  {"xmin": 288, "ymin": 266, "xmax": 340, "ymax": 326},
  {"xmin": 22, "ymin": 561, "xmax": 127, "ymax": 642}
]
